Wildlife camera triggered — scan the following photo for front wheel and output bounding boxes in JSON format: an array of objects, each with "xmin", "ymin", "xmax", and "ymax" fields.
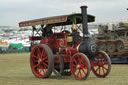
[
  {"xmin": 70, "ymin": 53, "xmax": 90, "ymax": 80},
  {"xmin": 91, "ymin": 51, "xmax": 111, "ymax": 77}
]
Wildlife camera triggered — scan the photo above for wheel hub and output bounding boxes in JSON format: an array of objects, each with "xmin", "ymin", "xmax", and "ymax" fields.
[
  {"xmin": 76, "ymin": 64, "xmax": 81, "ymax": 69},
  {"xmin": 98, "ymin": 61, "xmax": 103, "ymax": 66},
  {"xmin": 38, "ymin": 59, "xmax": 42, "ymax": 64}
]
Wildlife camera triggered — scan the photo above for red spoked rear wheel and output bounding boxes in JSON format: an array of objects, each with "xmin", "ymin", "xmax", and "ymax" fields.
[
  {"xmin": 30, "ymin": 44, "xmax": 54, "ymax": 78},
  {"xmin": 70, "ymin": 53, "xmax": 90, "ymax": 80},
  {"xmin": 91, "ymin": 51, "xmax": 111, "ymax": 77}
]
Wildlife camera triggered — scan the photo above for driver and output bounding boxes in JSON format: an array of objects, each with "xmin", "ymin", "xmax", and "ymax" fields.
[{"xmin": 42, "ymin": 24, "xmax": 53, "ymax": 37}]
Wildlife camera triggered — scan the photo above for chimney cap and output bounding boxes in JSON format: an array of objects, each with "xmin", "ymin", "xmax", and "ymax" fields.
[{"xmin": 80, "ymin": 6, "xmax": 88, "ymax": 8}]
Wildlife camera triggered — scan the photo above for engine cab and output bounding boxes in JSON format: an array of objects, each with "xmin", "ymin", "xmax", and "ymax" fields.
[{"xmin": 39, "ymin": 23, "xmax": 82, "ymax": 55}]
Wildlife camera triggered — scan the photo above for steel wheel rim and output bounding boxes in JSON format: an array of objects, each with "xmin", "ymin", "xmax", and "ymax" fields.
[
  {"xmin": 91, "ymin": 51, "xmax": 111, "ymax": 77},
  {"xmin": 30, "ymin": 45, "xmax": 49, "ymax": 78},
  {"xmin": 70, "ymin": 53, "xmax": 90, "ymax": 80},
  {"xmin": 107, "ymin": 42, "xmax": 116, "ymax": 52},
  {"xmin": 117, "ymin": 41, "xmax": 124, "ymax": 52},
  {"xmin": 99, "ymin": 43, "xmax": 106, "ymax": 51}
]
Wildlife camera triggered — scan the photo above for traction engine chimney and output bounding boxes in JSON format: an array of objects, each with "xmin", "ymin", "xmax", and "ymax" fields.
[
  {"xmin": 80, "ymin": 6, "xmax": 89, "ymax": 39},
  {"xmin": 78, "ymin": 5, "xmax": 98, "ymax": 57}
]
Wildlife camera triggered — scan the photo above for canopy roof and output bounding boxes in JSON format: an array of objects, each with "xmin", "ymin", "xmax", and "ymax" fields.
[{"xmin": 19, "ymin": 13, "xmax": 95, "ymax": 27}]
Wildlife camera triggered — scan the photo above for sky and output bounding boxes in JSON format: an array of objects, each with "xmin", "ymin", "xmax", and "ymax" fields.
[{"xmin": 0, "ymin": 0, "xmax": 128, "ymax": 27}]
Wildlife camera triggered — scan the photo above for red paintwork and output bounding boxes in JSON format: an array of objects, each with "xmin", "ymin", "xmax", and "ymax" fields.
[
  {"xmin": 70, "ymin": 51, "xmax": 111, "ymax": 79},
  {"xmin": 59, "ymin": 47, "xmax": 77, "ymax": 55},
  {"xmin": 60, "ymin": 54, "xmax": 70, "ymax": 63},
  {"xmin": 70, "ymin": 53, "xmax": 90, "ymax": 80},
  {"xmin": 29, "ymin": 29, "xmax": 111, "ymax": 80},
  {"xmin": 30, "ymin": 45, "xmax": 49, "ymax": 78},
  {"xmin": 91, "ymin": 51, "xmax": 110, "ymax": 77},
  {"xmin": 56, "ymin": 39, "xmax": 67, "ymax": 47},
  {"xmin": 30, "ymin": 31, "xmax": 80, "ymax": 66}
]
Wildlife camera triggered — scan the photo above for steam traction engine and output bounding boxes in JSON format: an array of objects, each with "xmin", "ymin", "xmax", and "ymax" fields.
[{"xmin": 19, "ymin": 6, "xmax": 111, "ymax": 80}]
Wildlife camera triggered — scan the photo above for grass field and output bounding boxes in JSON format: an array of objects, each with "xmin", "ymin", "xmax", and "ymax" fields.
[{"xmin": 0, "ymin": 53, "xmax": 128, "ymax": 85}]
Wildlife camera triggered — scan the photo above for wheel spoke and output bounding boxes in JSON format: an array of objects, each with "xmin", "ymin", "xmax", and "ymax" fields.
[
  {"xmin": 72, "ymin": 63, "xmax": 76, "ymax": 67},
  {"xmin": 80, "ymin": 57, "xmax": 84, "ymax": 64},
  {"xmin": 41, "ymin": 48, "xmax": 44, "ymax": 57},
  {"xmin": 102, "ymin": 65, "xmax": 108, "ymax": 71},
  {"xmin": 99, "ymin": 66, "xmax": 101, "ymax": 74},
  {"xmin": 82, "ymin": 69, "xmax": 86, "ymax": 74},
  {"xmin": 39, "ymin": 68, "xmax": 43, "ymax": 74},
  {"xmin": 33, "ymin": 64, "xmax": 40, "ymax": 70},
  {"xmin": 95, "ymin": 66, "xmax": 100, "ymax": 72},
  {"xmin": 80, "ymin": 59, "xmax": 86, "ymax": 65},
  {"xmin": 43, "ymin": 66, "xmax": 46, "ymax": 74},
  {"xmin": 36, "ymin": 48, "xmax": 41, "ymax": 58},
  {"xmin": 44, "ymin": 69, "xmax": 47, "ymax": 75},
  {"xmin": 76, "ymin": 70, "xmax": 80, "ymax": 77},
  {"xmin": 36, "ymin": 68, "xmax": 40, "ymax": 73},
  {"xmin": 38, "ymin": 47, "xmax": 41, "ymax": 56},
  {"xmin": 81, "ymin": 64, "xmax": 87, "ymax": 70},
  {"xmin": 45, "ymin": 60, "xmax": 48, "ymax": 63},
  {"xmin": 33, "ymin": 59, "xmax": 38, "ymax": 62},
  {"xmin": 42, "ymin": 56, "xmax": 48, "ymax": 61},
  {"xmin": 41, "ymin": 49, "xmax": 46, "ymax": 58},
  {"xmin": 81, "ymin": 60, "xmax": 88, "ymax": 69},
  {"xmin": 77, "ymin": 56, "xmax": 81, "ymax": 64},
  {"xmin": 42, "ymin": 62, "xmax": 48, "ymax": 67},
  {"xmin": 79, "ymin": 70, "xmax": 82, "ymax": 78},
  {"xmin": 102, "ymin": 66, "xmax": 105, "ymax": 74},
  {"xmin": 33, "ymin": 55, "xmax": 40, "ymax": 59},
  {"xmin": 73, "ymin": 58, "xmax": 78, "ymax": 65}
]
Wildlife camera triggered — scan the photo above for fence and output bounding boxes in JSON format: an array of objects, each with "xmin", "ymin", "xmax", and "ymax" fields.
[{"xmin": 0, "ymin": 47, "xmax": 30, "ymax": 53}]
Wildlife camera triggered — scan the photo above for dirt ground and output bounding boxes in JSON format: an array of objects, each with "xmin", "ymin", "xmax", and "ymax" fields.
[{"xmin": 0, "ymin": 53, "xmax": 128, "ymax": 85}]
